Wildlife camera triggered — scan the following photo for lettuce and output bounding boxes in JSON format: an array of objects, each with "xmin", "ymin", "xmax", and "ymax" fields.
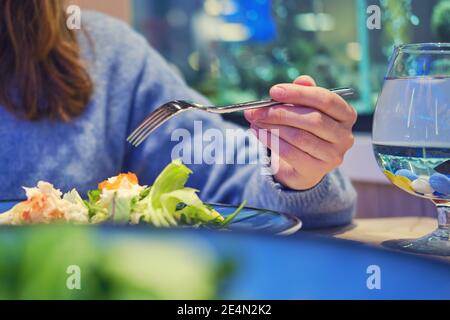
[
  {"xmin": 134, "ymin": 160, "xmax": 244, "ymax": 228},
  {"xmin": 83, "ymin": 189, "xmax": 109, "ymax": 222},
  {"xmin": 84, "ymin": 160, "xmax": 244, "ymax": 228},
  {"xmin": 87, "ymin": 189, "xmax": 101, "ymax": 204},
  {"xmin": 161, "ymin": 188, "xmax": 223, "ymax": 225},
  {"xmin": 110, "ymin": 195, "xmax": 132, "ymax": 224}
]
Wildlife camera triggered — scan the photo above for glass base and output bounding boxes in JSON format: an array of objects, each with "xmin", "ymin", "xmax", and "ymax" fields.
[{"xmin": 383, "ymin": 228, "xmax": 450, "ymax": 256}]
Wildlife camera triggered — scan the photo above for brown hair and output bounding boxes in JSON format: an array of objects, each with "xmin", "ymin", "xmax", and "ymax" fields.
[{"xmin": 0, "ymin": 0, "xmax": 93, "ymax": 121}]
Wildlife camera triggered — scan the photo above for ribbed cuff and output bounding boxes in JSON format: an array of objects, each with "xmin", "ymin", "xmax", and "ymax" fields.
[{"xmin": 246, "ymin": 170, "xmax": 356, "ymax": 229}]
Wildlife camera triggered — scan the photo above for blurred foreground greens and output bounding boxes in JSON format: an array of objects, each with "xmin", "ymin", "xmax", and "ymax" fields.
[{"xmin": 0, "ymin": 226, "xmax": 234, "ymax": 299}]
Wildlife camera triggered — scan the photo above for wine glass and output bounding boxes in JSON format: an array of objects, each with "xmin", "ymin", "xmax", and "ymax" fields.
[{"xmin": 373, "ymin": 43, "xmax": 450, "ymax": 256}]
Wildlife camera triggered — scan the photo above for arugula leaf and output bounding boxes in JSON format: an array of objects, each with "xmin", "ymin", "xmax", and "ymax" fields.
[
  {"xmin": 221, "ymin": 201, "xmax": 246, "ymax": 227},
  {"xmin": 84, "ymin": 189, "xmax": 109, "ymax": 222},
  {"xmin": 139, "ymin": 187, "xmax": 151, "ymax": 200},
  {"xmin": 87, "ymin": 189, "xmax": 101, "ymax": 204}
]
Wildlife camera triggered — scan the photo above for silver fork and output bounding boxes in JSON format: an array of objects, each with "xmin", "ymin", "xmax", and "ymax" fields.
[{"xmin": 127, "ymin": 87, "xmax": 355, "ymax": 147}]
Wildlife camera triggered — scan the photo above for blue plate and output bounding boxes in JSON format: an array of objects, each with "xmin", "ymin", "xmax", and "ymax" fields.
[
  {"xmin": 0, "ymin": 201, "xmax": 301, "ymax": 235},
  {"xmin": 0, "ymin": 201, "xmax": 18, "ymax": 212},
  {"xmin": 210, "ymin": 204, "xmax": 301, "ymax": 235}
]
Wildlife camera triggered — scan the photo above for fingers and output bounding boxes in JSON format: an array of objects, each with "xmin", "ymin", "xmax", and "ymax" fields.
[
  {"xmin": 245, "ymin": 75, "xmax": 356, "ymax": 190},
  {"xmin": 254, "ymin": 122, "xmax": 343, "ymax": 165},
  {"xmin": 250, "ymin": 123, "xmax": 327, "ymax": 170},
  {"xmin": 294, "ymin": 75, "xmax": 316, "ymax": 87},
  {"xmin": 269, "ymin": 83, "xmax": 357, "ymax": 125},
  {"xmin": 271, "ymin": 156, "xmax": 304, "ymax": 190},
  {"xmin": 245, "ymin": 105, "xmax": 350, "ymax": 145},
  {"xmin": 250, "ymin": 124, "xmax": 327, "ymax": 190}
]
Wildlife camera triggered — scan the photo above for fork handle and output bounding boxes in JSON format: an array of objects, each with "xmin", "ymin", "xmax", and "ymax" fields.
[
  {"xmin": 206, "ymin": 87, "xmax": 355, "ymax": 114},
  {"xmin": 206, "ymin": 100, "xmax": 280, "ymax": 114}
]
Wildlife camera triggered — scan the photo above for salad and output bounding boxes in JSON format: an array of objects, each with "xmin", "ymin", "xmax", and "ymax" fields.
[{"xmin": 0, "ymin": 160, "xmax": 244, "ymax": 227}]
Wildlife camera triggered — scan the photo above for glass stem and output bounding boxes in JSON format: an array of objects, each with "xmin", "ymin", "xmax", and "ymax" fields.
[{"xmin": 436, "ymin": 205, "xmax": 449, "ymax": 240}]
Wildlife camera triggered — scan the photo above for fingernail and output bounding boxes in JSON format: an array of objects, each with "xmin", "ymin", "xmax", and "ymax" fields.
[
  {"xmin": 270, "ymin": 85, "xmax": 287, "ymax": 99},
  {"xmin": 294, "ymin": 75, "xmax": 315, "ymax": 86}
]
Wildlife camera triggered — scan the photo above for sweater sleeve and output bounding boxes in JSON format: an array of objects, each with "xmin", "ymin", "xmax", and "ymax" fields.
[{"xmin": 120, "ymin": 32, "xmax": 357, "ymax": 229}]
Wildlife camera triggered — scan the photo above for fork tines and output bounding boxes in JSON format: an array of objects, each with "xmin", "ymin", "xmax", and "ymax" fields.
[{"xmin": 127, "ymin": 104, "xmax": 180, "ymax": 147}]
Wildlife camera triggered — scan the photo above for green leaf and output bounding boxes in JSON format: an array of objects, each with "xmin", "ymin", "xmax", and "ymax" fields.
[
  {"xmin": 139, "ymin": 187, "xmax": 151, "ymax": 200},
  {"xmin": 111, "ymin": 196, "xmax": 133, "ymax": 224},
  {"xmin": 92, "ymin": 160, "xmax": 245, "ymax": 229},
  {"xmin": 148, "ymin": 159, "xmax": 192, "ymax": 209},
  {"xmin": 160, "ymin": 188, "xmax": 225, "ymax": 226},
  {"xmin": 83, "ymin": 199, "xmax": 108, "ymax": 219},
  {"xmin": 87, "ymin": 189, "xmax": 101, "ymax": 204},
  {"xmin": 134, "ymin": 160, "xmax": 193, "ymax": 227},
  {"xmin": 221, "ymin": 201, "xmax": 246, "ymax": 227}
]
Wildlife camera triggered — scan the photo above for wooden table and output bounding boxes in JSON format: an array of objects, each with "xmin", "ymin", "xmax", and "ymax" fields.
[{"xmin": 314, "ymin": 217, "xmax": 450, "ymax": 263}]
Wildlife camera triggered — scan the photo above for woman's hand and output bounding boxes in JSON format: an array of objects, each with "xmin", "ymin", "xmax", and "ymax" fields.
[{"xmin": 244, "ymin": 75, "xmax": 357, "ymax": 191}]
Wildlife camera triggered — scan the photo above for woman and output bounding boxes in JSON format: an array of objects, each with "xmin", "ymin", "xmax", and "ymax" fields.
[{"xmin": 0, "ymin": 1, "xmax": 357, "ymax": 228}]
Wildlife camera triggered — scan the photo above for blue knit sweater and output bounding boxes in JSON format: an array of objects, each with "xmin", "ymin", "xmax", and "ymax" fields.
[{"xmin": 0, "ymin": 12, "xmax": 356, "ymax": 228}]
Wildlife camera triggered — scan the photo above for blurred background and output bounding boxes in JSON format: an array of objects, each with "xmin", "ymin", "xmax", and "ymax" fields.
[
  {"xmin": 70, "ymin": 0, "xmax": 450, "ymax": 218},
  {"xmin": 73, "ymin": 0, "xmax": 450, "ymax": 125}
]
